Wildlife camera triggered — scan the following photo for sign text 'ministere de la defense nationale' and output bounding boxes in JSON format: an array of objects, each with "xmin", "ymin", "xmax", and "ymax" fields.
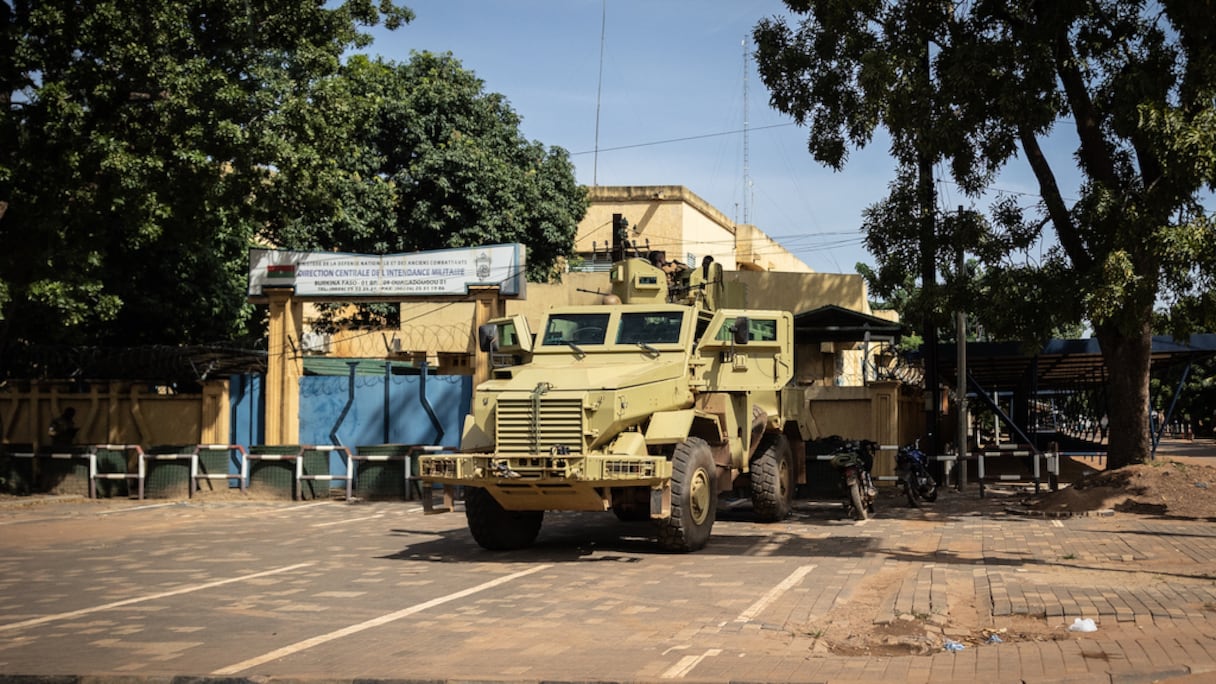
[{"xmin": 247, "ymin": 244, "xmax": 526, "ymax": 299}]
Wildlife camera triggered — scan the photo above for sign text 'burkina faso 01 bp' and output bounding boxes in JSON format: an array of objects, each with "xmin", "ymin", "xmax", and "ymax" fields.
[{"xmin": 247, "ymin": 244, "xmax": 527, "ymax": 299}]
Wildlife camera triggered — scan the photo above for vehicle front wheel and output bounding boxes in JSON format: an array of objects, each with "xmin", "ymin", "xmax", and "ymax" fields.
[
  {"xmin": 464, "ymin": 487, "xmax": 543, "ymax": 550},
  {"xmin": 656, "ymin": 436, "xmax": 717, "ymax": 552},
  {"xmin": 848, "ymin": 480, "xmax": 869, "ymax": 521}
]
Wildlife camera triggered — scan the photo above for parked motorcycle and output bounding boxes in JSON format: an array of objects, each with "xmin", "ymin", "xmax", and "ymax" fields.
[
  {"xmin": 830, "ymin": 439, "xmax": 878, "ymax": 520},
  {"xmin": 896, "ymin": 439, "xmax": 938, "ymax": 507}
]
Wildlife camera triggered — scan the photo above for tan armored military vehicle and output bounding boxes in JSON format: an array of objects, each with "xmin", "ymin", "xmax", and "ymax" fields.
[{"xmin": 419, "ymin": 257, "xmax": 814, "ymax": 552}]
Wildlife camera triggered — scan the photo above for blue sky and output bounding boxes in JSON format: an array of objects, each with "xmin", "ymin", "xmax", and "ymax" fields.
[{"xmin": 363, "ymin": 1, "xmax": 1056, "ymax": 274}]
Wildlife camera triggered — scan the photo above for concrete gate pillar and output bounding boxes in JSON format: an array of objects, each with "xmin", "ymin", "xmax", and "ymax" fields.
[
  {"xmin": 265, "ymin": 287, "xmax": 303, "ymax": 445},
  {"xmin": 469, "ymin": 286, "xmax": 503, "ymax": 388}
]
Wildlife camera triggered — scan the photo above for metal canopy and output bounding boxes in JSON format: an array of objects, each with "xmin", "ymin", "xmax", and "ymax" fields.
[
  {"xmin": 793, "ymin": 305, "xmax": 906, "ymax": 343},
  {"xmin": 935, "ymin": 334, "xmax": 1216, "ymax": 393}
]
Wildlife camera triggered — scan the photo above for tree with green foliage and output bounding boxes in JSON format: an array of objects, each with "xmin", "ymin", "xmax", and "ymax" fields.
[
  {"xmin": 2, "ymin": 1, "xmax": 586, "ymax": 356},
  {"xmin": 0, "ymin": 0, "xmax": 412, "ymax": 351},
  {"xmin": 259, "ymin": 51, "xmax": 587, "ymax": 283},
  {"xmin": 756, "ymin": 0, "xmax": 1216, "ymax": 469}
]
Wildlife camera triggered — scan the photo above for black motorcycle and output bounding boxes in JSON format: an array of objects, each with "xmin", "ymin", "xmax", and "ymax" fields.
[
  {"xmin": 830, "ymin": 439, "xmax": 878, "ymax": 520},
  {"xmin": 896, "ymin": 439, "xmax": 938, "ymax": 507}
]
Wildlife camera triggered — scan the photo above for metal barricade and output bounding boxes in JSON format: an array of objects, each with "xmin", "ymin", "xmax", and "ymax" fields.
[
  {"xmin": 246, "ymin": 445, "xmax": 352, "ymax": 501},
  {"xmin": 91, "ymin": 444, "xmax": 145, "ymax": 499},
  {"xmin": 975, "ymin": 443, "xmax": 1057, "ymax": 496},
  {"xmin": 140, "ymin": 445, "xmax": 197, "ymax": 499},
  {"xmin": 193, "ymin": 444, "xmax": 248, "ymax": 495},
  {"xmin": 349, "ymin": 444, "xmax": 458, "ymax": 502},
  {"xmin": 298, "ymin": 445, "xmax": 352, "ymax": 501}
]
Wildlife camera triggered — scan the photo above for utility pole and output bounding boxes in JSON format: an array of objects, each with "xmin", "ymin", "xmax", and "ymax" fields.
[
  {"xmin": 955, "ymin": 206, "xmax": 968, "ymax": 488},
  {"xmin": 918, "ymin": 36, "xmax": 940, "ymax": 461},
  {"xmin": 742, "ymin": 38, "xmax": 751, "ymax": 225}
]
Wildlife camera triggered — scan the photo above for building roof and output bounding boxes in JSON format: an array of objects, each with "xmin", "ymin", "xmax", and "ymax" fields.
[
  {"xmin": 934, "ymin": 334, "xmax": 1216, "ymax": 393},
  {"xmin": 793, "ymin": 305, "xmax": 906, "ymax": 343}
]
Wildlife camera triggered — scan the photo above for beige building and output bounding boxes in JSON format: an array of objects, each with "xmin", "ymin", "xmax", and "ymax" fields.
[{"xmin": 576, "ymin": 185, "xmax": 813, "ymax": 274}]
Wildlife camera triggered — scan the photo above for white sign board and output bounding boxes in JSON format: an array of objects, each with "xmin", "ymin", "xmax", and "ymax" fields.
[{"xmin": 248, "ymin": 244, "xmax": 526, "ymax": 298}]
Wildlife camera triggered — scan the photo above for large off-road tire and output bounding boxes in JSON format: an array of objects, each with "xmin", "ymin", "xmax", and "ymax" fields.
[
  {"xmin": 656, "ymin": 437, "xmax": 717, "ymax": 552},
  {"xmin": 464, "ymin": 487, "xmax": 543, "ymax": 550},
  {"xmin": 848, "ymin": 479, "xmax": 869, "ymax": 521},
  {"xmin": 750, "ymin": 433, "xmax": 793, "ymax": 522}
]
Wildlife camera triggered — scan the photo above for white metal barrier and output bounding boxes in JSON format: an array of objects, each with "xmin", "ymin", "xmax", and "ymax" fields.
[
  {"xmin": 812, "ymin": 444, "xmax": 959, "ymax": 483},
  {"xmin": 245, "ymin": 445, "xmax": 352, "ymax": 501},
  {"xmin": 346, "ymin": 444, "xmax": 452, "ymax": 501},
  {"xmin": 91, "ymin": 444, "xmax": 145, "ymax": 499},
  {"xmin": 192, "ymin": 444, "xmax": 248, "ymax": 495},
  {"xmin": 298, "ymin": 445, "xmax": 352, "ymax": 501},
  {"xmin": 973, "ymin": 443, "xmax": 1060, "ymax": 496}
]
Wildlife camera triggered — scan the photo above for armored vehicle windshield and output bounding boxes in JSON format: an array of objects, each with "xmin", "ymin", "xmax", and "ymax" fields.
[
  {"xmin": 617, "ymin": 311, "xmax": 683, "ymax": 344},
  {"xmin": 540, "ymin": 310, "xmax": 687, "ymax": 349}
]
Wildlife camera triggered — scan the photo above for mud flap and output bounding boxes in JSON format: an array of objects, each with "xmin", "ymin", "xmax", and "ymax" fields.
[
  {"xmin": 650, "ymin": 483, "xmax": 671, "ymax": 518},
  {"xmin": 421, "ymin": 482, "xmax": 459, "ymax": 514}
]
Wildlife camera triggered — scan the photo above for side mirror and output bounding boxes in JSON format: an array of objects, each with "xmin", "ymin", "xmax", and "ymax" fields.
[
  {"xmin": 478, "ymin": 324, "xmax": 498, "ymax": 353},
  {"xmin": 732, "ymin": 316, "xmax": 749, "ymax": 345}
]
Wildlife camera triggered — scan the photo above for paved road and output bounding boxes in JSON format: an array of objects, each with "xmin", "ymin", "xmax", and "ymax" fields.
[{"xmin": 0, "ymin": 477, "xmax": 1213, "ymax": 683}]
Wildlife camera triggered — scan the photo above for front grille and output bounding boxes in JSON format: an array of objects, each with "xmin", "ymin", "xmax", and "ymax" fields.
[
  {"xmin": 497, "ymin": 397, "xmax": 584, "ymax": 454},
  {"xmin": 603, "ymin": 459, "xmax": 657, "ymax": 477}
]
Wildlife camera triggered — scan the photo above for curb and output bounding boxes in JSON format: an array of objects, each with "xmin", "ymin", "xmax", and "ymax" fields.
[
  {"xmin": 0, "ymin": 669, "xmax": 1206, "ymax": 684},
  {"xmin": 1004, "ymin": 506, "xmax": 1116, "ymax": 518}
]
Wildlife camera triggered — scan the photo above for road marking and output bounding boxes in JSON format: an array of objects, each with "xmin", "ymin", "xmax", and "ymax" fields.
[
  {"xmin": 97, "ymin": 502, "xmax": 179, "ymax": 515},
  {"xmin": 734, "ymin": 564, "xmax": 816, "ymax": 623},
  {"xmin": 661, "ymin": 648, "xmax": 721, "ymax": 679},
  {"xmin": 311, "ymin": 513, "xmax": 384, "ymax": 527},
  {"xmin": 0, "ymin": 563, "xmax": 314, "ymax": 633},
  {"xmin": 661, "ymin": 645, "xmax": 689, "ymax": 656},
  {"xmin": 287, "ymin": 501, "xmax": 332, "ymax": 511},
  {"xmin": 1051, "ymin": 520, "xmax": 1064, "ymax": 527},
  {"xmin": 211, "ymin": 564, "xmax": 554, "ymax": 675}
]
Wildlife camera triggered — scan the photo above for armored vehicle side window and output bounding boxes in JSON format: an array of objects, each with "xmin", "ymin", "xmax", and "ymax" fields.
[
  {"xmin": 617, "ymin": 312, "xmax": 683, "ymax": 345},
  {"xmin": 543, "ymin": 313, "xmax": 610, "ymax": 345},
  {"xmin": 498, "ymin": 320, "xmax": 521, "ymax": 346},
  {"xmin": 714, "ymin": 317, "xmax": 778, "ymax": 342}
]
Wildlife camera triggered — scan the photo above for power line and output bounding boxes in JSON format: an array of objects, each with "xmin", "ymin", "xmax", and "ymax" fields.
[
  {"xmin": 592, "ymin": 0, "xmax": 606, "ymax": 186},
  {"xmin": 571, "ymin": 122, "xmax": 797, "ymax": 156}
]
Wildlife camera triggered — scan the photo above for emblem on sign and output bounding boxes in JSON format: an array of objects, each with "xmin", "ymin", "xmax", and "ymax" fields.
[{"xmin": 476, "ymin": 251, "xmax": 492, "ymax": 280}]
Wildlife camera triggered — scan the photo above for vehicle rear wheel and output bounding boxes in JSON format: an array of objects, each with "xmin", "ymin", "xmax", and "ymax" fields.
[
  {"xmin": 750, "ymin": 433, "xmax": 793, "ymax": 522},
  {"xmin": 464, "ymin": 487, "xmax": 543, "ymax": 550},
  {"xmin": 656, "ymin": 436, "xmax": 717, "ymax": 552},
  {"xmin": 848, "ymin": 480, "xmax": 869, "ymax": 521},
  {"xmin": 920, "ymin": 472, "xmax": 939, "ymax": 502}
]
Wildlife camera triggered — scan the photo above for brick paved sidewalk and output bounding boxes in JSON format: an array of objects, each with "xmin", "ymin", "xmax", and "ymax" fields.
[{"xmin": 0, "ymin": 490, "xmax": 1213, "ymax": 684}]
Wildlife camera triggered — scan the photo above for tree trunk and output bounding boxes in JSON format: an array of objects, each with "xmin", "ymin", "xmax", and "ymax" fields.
[{"xmin": 1094, "ymin": 320, "xmax": 1152, "ymax": 469}]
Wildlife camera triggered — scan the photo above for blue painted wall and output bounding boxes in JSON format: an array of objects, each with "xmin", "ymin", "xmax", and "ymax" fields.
[
  {"xmin": 227, "ymin": 374, "xmax": 264, "ymax": 476},
  {"xmin": 298, "ymin": 371, "xmax": 472, "ymax": 475}
]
